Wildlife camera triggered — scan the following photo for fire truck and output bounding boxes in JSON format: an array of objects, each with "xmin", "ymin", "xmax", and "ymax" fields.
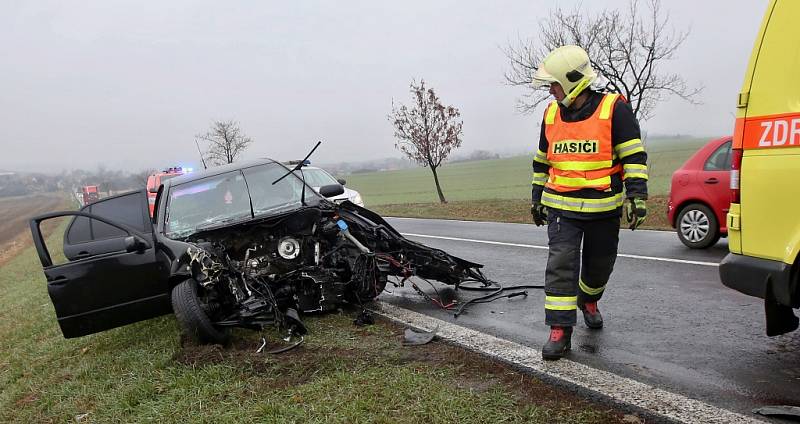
[
  {"xmin": 146, "ymin": 167, "xmax": 188, "ymax": 216},
  {"xmin": 81, "ymin": 185, "xmax": 99, "ymax": 205}
]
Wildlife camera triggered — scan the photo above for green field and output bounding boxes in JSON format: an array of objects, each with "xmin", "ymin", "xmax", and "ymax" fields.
[{"xmin": 345, "ymin": 137, "xmax": 710, "ymax": 206}]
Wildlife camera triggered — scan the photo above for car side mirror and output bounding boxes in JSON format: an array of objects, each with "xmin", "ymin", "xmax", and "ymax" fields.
[
  {"xmin": 148, "ymin": 187, "xmax": 158, "ymax": 194},
  {"xmin": 124, "ymin": 235, "xmax": 147, "ymax": 253},
  {"xmin": 337, "ymin": 178, "xmax": 347, "ymax": 186},
  {"xmin": 319, "ymin": 184, "xmax": 345, "ymax": 198}
]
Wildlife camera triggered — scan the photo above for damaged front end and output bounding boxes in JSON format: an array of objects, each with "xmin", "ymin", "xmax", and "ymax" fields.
[{"xmin": 171, "ymin": 202, "xmax": 487, "ymax": 344}]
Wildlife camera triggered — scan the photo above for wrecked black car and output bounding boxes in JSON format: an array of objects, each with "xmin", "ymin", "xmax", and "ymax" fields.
[{"xmin": 30, "ymin": 159, "xmax": 487, "ymax": 345}]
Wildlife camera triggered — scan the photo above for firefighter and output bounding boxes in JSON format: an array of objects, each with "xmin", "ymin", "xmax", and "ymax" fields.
[{"xmin": 530, "ymin": 45, "xmax": 648, "ymax": 360}]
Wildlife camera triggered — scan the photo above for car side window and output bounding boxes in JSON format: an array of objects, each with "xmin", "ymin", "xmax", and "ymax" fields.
[
  {"xmin": 704, "ymin": 141, "xmax": 732, "ymax": 171},
  {"xmin": 66, "ymin": 216, "xmax": 92, "ymax": 244},
  {"xmin": 66, "ymin": 191, "xmax": 150, "ymax": 244}
]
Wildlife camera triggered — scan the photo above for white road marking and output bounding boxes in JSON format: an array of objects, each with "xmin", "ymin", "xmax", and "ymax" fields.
[
  {"xmin": 401, "ymin": 232, "xmax": 720, "ymax": 267},
  {"xmin": 373, "ymin": 302, "xmax": 764, "ymax": 424}
]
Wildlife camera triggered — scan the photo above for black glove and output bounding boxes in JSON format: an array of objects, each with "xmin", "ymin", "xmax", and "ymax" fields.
[
  {"xmin": 531, "ymin": 203, "xmax": 547, "ymax": 226},
  {"xmin": 625, "ymin": 198, "xmax": 647, "ymax": 230}
]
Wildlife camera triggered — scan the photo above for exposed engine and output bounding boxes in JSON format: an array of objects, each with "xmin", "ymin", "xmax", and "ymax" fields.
[{"xmin": 176, "ymin": 204, "xmax": 485, "ymax": 340}]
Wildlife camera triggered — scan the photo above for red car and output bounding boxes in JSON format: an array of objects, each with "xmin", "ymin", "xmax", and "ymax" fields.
[{"xmin": 667, "ymin": 136, "xmax": 732, "ymax": 249}]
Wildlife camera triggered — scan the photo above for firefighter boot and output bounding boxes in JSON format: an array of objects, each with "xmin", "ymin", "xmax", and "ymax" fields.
[
  {"xmin": 542, "ymin": 326, "xmax": 572, "ymax": 360},
  {"xmin": 581, "ymin": 301, "xmax": 603, "ymax": 329}
]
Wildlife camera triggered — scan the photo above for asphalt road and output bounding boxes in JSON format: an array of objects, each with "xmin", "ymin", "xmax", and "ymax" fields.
[{"xmin": 380, "ymin": 217, "xmax": 800, "ymax": 419}]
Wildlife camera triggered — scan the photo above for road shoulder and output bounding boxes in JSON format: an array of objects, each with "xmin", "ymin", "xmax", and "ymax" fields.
[{"xmin": 373, "ymin": 301, "xmax": 765, "ymax": 424}]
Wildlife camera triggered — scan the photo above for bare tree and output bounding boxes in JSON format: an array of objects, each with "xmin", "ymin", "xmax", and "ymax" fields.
[
  {"xmin": 504, "ymin": 0, "xmax": 701, "ymax": 121},
  {"xmin": 196, "ymin": 120, "xmax": 253, "ymax": 165},
  {"xmin": 389, "ymin": 80, "xmax": 463, "ymax": 203}
]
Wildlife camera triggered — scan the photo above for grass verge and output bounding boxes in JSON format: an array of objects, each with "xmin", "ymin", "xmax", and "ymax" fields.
[
  {"xmin": 372, "ymin": 195, "xmax": 672, "ymax": 231},
  {"xmin": 0, "ymin": 234, "xmax": 635, "ymax": 423}
]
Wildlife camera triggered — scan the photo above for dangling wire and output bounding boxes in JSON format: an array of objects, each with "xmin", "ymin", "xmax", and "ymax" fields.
[
  {"xmin": 367, "ymin": 251, "xmax": 544, "ymax": 316},
  {"xmin": 453, "ymin": 279, "xmax": 544, "ymax": 317}
]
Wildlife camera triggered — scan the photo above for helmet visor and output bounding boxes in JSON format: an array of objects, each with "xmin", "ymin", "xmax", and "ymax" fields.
[{"xmin": 532, "ymin": 67, "xmax": 558, "ymax": 89}]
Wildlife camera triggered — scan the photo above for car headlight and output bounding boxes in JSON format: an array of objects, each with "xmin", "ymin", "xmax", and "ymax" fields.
[{"xmin": 349, "ymin": 192, "xmax": 364, "ymax": 206}]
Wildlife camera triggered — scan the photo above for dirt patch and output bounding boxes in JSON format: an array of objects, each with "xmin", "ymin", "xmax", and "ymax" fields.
[
  {"xmin": 0, "ymin": 194, "xmax": 70, "ymax": 267},
  {"xmin": 14, "ymin": 392, "xmax": 39, "ymax": 407},
  {"xmin": 173, "ymin": 343, "xmax": 228, "ymax": 367},
  {"xmin": 175, "ymin": 332, "xmax": 384, "ymax": 370},
  {"xmin": 0, "ymin": 231, "xmax": 35, "ymax": 267},
  {"xmin": 173, "ymin": 333, "xmax": 391, "ymax": 393}
]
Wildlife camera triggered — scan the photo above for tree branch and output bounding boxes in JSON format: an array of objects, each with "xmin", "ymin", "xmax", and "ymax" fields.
[{"xmin": 502, "ymin": 0, "xmax": 700, "ymax": 122}]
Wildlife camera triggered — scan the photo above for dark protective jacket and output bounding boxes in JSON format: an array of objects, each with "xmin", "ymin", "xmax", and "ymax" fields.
[{"xmin": 531, "ymin": 90, "xmax": 648, "ymax": 220}]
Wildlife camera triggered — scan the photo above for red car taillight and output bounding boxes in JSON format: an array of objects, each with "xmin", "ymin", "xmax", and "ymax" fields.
[{"xmin": 730, "ymin": 148, "xmax": 743, "ymax": 203}]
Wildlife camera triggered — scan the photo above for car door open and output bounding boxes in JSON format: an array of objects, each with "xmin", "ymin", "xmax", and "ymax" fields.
[{"xmin": 29, "ymin": 190, "xmax": 171, "ymax": 338}]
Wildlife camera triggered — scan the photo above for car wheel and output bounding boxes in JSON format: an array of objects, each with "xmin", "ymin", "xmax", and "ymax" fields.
[
  {"xmin": 171, "ymin": 279, "xmax": 230, "ymax": 345},
  {"xmin": 676, "ymin": 203, "xmax": 720, "ymax": 249}
]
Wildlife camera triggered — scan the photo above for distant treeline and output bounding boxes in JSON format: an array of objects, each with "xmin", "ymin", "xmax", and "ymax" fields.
[{"xmin": 0, "ymin": 168, "xmax": 143, "ymax": 198}]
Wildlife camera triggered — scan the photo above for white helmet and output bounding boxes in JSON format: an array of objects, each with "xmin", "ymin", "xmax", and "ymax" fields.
[{"xmin": 532, "ymin": 45, "xmax": 598, "ymax": 107}]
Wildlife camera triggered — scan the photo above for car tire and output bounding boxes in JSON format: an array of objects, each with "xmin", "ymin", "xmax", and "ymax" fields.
[
  {"xmin": 171, "ymin": 279, "xmax": 230, "ymax": 345},
  {"xmin": 676, "ymin": 203, "xmax": 720, "ymax": 249}
]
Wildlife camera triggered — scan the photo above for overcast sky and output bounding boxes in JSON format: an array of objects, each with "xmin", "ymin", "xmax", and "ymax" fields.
[{"xmin": 0, "ymin": 0, "xmax": 767, "ymax": 173}]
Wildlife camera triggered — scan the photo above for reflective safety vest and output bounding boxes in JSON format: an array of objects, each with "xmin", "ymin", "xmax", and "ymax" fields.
[{"xmin": 543, "ymin": 93, "xmax": 622, "ymax": 192}]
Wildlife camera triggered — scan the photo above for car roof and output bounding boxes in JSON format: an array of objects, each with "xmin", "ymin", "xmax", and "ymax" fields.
[{"xmin": 165, "ymin": 158, "xmax": 284, "ymax": 186}]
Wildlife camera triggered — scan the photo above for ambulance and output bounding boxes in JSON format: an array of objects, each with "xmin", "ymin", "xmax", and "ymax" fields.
[{"xmin": 719, "ymin": 0, "xmax": 800, "ymax": 336}]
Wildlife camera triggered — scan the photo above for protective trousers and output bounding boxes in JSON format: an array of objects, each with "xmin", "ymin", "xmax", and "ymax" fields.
[{"xmin": 544, "ymin": 210, "xmax": 620, "ymax": 326}]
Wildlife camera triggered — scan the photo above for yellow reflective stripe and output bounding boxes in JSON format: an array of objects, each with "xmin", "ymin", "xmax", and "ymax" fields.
[
  {"xmin": 532, "ymin": 172, "xmax": 548, "ymax": 186},
  {"xmin": 545, "ymin": 295, "xmax": 577, "ymax": 302},
  {"xmin": 599, "ymin": 93, "xmax": 620, "ymax": 120},
  {"xmin": 615, "ymin": 138, "xmax": 642, "ymax": 151},
  {"xmin": 551, "ymin": 174, "xmax": 611, "ymax": 188},
  {"xmin": 579, "ymin": 279, "xmax": 605, "ymax": 296},
  {"xmin": 564, "ymin": 78, "xmax": 592, "ymax": 105},
  {"xmin": 545, "ymin": 295, "xmax": 577, "ymax": 311},
  {"xmin": 541, "ymin": 192, "xmax": 624, "ymax": 213},
  {"xmin": 623, "ymin": 163, "xmax": 648, "ymax": 180},
  {"xmin": 614, "ymin": 138, "xmax": 644, "ymax": 159},
  {"xmin": 533, "ymin": 149, "xmax": 550, "ymax": 165},
  {"xmin": 550, "ymin": 160, "xmax": 613, "ymax": 171},
  {"xmin": 544, "ymin": 101, "xmax": 558, "ymax": 125},
  {"xmin": 546, "ymin": 304, "xmax": 578, "ymax": 311}
]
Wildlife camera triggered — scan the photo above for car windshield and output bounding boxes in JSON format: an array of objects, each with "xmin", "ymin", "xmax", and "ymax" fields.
[
  {"xmin": 165, "ymin": 171, "xmax": 252, "ymax": 238},
  {"xmin": 295, "ymin": 168, "xmax": 338, "ymax": 187},
  {"xmin": 244, "ymin": 163, "xmax": 321, "ymax": 216},
  {"xmin": 164, "ymin": 163, "xmax": 321, "ymax": 238}
]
